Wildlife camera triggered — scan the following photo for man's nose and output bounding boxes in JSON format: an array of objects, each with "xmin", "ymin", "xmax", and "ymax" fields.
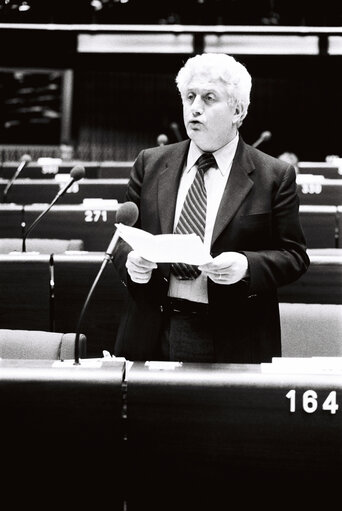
[{"xmin": 191, "ymin": 96, "xmax": 204, "ymax": 115}]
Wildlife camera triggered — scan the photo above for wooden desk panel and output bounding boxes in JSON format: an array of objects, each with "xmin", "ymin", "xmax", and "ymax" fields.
[
  {"xmin": 297, "ymin": 178, "xmax": 342, "ymax": 205},
  {"xmin": 298, "ymin": 162, "xmax": 342, "ymax": 179},
  {"xmin": 1, "ymin": 204, "xmax": 341, "ymax": 251},
  {"xmin": 23, "ymin": 203, "xmax": 118, "ymax": 251},
  {"xmin": 0, "ymin": 160, "xmax": 133, "ymax": 179},
  {"xmin": 0, "ymin": 253, "xmax": 127, "ymax": 357},
  {"xmin": 0, "ymin": 359, "xmax": 125, "ymax": 508},
  {"xmin": 126, "ymin": 362, "xmax": 342, "ymax": 507},
  {"xmin": 278, "ymin": 249, "xmax": 342, "ymax": 304},
  {"xmin": 299, "ymin": 205, "xmax": 338, "ymax": 248},
  {"xmin": 0, "ymin": 178, "xmax": 128, "ymax": 204},
  {"xmin": 0, "ymin": 254, "xmax": 50, "ymax": 331},
  {"xmin": 53, "ymin": 254, "xmax": 128, "ymax": 357},
  {"xmin": 0, "ymin": 204, "xmax": 24, "ymax": 238},
  {"xmin": 0, "ymin": 250, "xmax": 340, "ymax": 359}
]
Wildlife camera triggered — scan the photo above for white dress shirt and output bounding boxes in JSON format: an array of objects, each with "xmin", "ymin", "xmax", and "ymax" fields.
[{"xmin": 168, "ymin": 134, "xmax": 239, "ymax": 303}]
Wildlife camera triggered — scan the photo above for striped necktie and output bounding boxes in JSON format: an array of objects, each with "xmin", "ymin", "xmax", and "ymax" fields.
[{"xmin": 171, "ymin": 152, "xmax": 217, "ymax": 280}]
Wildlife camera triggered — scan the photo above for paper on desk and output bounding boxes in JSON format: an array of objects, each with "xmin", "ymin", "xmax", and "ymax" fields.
[{"xmin": 115, "ymin": 223, "xmax": 212, "ymax": 264}]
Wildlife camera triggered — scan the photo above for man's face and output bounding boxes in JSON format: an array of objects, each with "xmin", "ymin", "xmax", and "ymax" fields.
[{"xmin": 182, "ymin": 73, "xmax": 239, "ymax": 152}]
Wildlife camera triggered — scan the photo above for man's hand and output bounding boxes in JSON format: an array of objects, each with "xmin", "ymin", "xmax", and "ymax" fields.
[
  {"xmin": 126, "ymin": 250, "xmax": 157, "ymax": 284},
  {"xmin": 198, "ymin": 252, "xmax": 249, "ymax": 285}
]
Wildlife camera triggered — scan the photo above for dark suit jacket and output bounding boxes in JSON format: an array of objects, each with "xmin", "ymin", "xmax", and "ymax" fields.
[{"xmin": 112, "ymin": 137, "xmax": 310, "ymax": 363}]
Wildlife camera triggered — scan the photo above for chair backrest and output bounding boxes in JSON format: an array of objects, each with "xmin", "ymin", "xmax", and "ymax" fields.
[
  {"xmin": 0, "ymin": 238, "xmax": 84, "ymax": 253},
  {"xmin": 0, "ymin": 329, "xmax": 87, "ymax": 360},
  {"xmin": 280, "ymin": 302, "xmax": 342, "ymax": 357}
]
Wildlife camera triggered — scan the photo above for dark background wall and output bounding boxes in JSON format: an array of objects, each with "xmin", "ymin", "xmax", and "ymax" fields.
[
  {"xmin": 71, "ymin": 53, "xmax": 342, "ymax": 161},
  {"xmin": 0, "ymin": 24, "xmax": 341, "ymax": 162}
]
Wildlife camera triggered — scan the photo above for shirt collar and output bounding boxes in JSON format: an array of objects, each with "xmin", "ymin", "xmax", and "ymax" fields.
[{"xmin": 186, "ymin": 134, "xmax": 239, "ymax": 176}]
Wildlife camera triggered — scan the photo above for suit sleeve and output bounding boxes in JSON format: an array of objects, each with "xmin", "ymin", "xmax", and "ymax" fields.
[
  {"xmin": 242, "ymin": 164, "xmax": 310, "ymax": 295},
  {"xmin": 111, "ymin": 150, "xmax": 168, "ymax": 303},
  {"xmin": 111, "ymin": 150, "xmax": 145, "ymax": 283}
]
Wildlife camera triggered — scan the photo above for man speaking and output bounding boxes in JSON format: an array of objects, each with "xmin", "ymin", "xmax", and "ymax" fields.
[{"xmin": 112, "ymin": 53, "xmax": 310, "ymax": 363}]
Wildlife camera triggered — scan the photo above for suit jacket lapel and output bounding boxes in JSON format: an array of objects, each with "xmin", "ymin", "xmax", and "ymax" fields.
[
  {"xmin": 158, "ymin": 140, "xmax": 190, "ymax": 234},
  {"xmin": 211, "ymin": 139, "xmax": 255, "ymax": 246}
]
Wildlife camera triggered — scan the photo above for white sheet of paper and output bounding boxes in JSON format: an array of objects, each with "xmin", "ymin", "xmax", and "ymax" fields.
[{"xmin": 115, "ymin": 223, "xmax": 212, "ymax": 265}]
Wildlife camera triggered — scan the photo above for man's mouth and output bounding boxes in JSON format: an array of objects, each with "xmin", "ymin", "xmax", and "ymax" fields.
[{"xmin": 188, "ymin": 120, "xmax": 203, "ymax": 128}]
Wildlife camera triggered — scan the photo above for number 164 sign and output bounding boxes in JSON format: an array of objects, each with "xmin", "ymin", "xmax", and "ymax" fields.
[{"xmin": 286, "ymin": 389, "xmax": 339, "ymax": 414}]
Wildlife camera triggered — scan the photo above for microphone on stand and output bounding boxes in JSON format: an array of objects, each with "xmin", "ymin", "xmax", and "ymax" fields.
[
  {"xmin": 252, "ymin": 130, "xmax": 272, "ymax": 148},
  {"xmin": 2, "ymin": 153, "xmax": 32, "ymax": 202},
  {"xmin": 22, "ymin": 165, "xmax": 85, "ymax": 252},
  {"xmin": 49, "ymin": 254, "xmax": 56, "ymax": 332},
  {"xmin": 170, "ymin": 122, "xmax": 183, "ymax": 142},
  {"xmin": 73, "ymin": 201, "xmax": 139, "ymax": 365},
  {"xmin": 157, "ymin": 134, "xmax": 169, "ymax": 146}
]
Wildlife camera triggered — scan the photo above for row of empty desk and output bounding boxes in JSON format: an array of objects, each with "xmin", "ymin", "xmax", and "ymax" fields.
[
  {"xmin": 0, "ymin": 249, "xmax": 341, "ymax": 358},
  {"xmin": 0, "ymin": 202, "xmax": 341, "ymax": 250},
  {"xmin": 1, "ymin": 358, "xmax": 341, "ymax": 508},
  {"xmin": 1, "ymin": 159, "xmax": 342, "ymax": 179},
  {"xmin": 0, "ymin": 175, "xmax": 342, "ymax": 206}
]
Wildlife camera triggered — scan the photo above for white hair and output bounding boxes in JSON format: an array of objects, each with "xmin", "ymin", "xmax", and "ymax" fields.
[{"xmin": 175, "ymin": 53, "xmax": 252, "ymax": 127}]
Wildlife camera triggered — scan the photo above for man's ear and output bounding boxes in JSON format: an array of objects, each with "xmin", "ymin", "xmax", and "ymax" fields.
[{"xmin": 232, "ymin": 104, "xmax": 244, "ymax": 125}]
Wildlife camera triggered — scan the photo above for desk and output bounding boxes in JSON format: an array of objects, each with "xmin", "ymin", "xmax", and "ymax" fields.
[
  {"xmin": 0, "ymin": 203, "xmax": 24, "ymax": 238},
  {"xmin": 0, "ymin": 204, "xmax": 340, "ymax": 250},
  {"xmin": 0, "ymin": 202, "xmax": 119, "ymax": 251},
  {"xmin": 0, "ymin": 160, "xmax": 133, "ymax": 179},
  {"xmin": 53, "ymin": 253, "xmax": 127, "ymax": 357},
  {"xmin": 0, "ymin": 358, "xmax": 125, "ymax": 508},
  {"xmin": 24, "ymin": 203, "xmax": 118, "ymax": 251},
  {"xmin": 278, "ymin": 248, "xmax": 342, "ymax": 304},
  {"xmin": 298, "ymin": 162, "xmax": 342, "ymax": 179},
  {"xmin": 0, "ymin": 253, "xmax": 127, "ymax": 357},
  {"xmin": 1, "ymin": 359, "xmax": 340, "ymax": 507},
  {"xmin": 125, "ymin": 361, "xmax": 342, "ymax": 508},
  {"xmin": 0, "ymin": 254, "xmax": 51, "ymax": 330},
  {"xmin": 297, "ymin": 178, "xmax": 342, "ymax": 205},
  {"xmin": 299, "ymin": 205, "xmax": 338, "ymax": 248},
  {"xmin": 0, "ymin": 178, "xmax": 128, "ymax": 204},
  {"xmin": 0, "ymin": 250, "xmax": 340, "ymax": 358}
]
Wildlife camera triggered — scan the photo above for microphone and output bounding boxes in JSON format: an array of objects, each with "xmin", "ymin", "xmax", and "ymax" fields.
[
  {"xmin": 22, "ymin": 165, "xmax": 85, "ymax": 252},
  {"xmin": 73, "ymin": 201, "xmax": 139, "ymax": 364},
  {"xmin": 157, "ymin": 133, "xmax": 169, "ymax": 146},
  {"xmin": 2, "ymin": 153, "xmax": 32, "ymax": 202},
  {"xmin": 170, "ymin": 122, "xmax": 183, "ymax": 142},
  {"xmin": 252, "ymin": 130, "xmax": 272, "ymax": 148}
]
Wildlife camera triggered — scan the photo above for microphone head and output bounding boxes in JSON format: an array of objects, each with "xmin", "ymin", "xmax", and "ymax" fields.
[
  {"xmin": 21, "ymin": 154, "xmax": 32, "ymax": 162},
  {"xmin": 157, "ymin": 133, "xmax": 168, "ymax": 146},
  {"xmin": 116, "ymin": 201, "xmax": 139, "ymax": 226},
  {"xmin": 261, "ymin": 131, "xmax": 272, "ymax": 141},
  {"xmin": 70, "ymin": 165, "xmax": 85, "ymax": 181}
]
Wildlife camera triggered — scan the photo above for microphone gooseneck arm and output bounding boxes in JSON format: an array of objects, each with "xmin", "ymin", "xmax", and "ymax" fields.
[
  {"xmin": 2, "ymin": 156, "xmax": 31, "ymax": 202},
  {"xmin": 74, "ymin": 230, "xmax": 120, "ymax": 364},
  {"xmin": 21, "ymin": 165, "xmax": 85, "ymax": 252},
  {"xmin": 252, "ymin": 130, "xmax": 272, "ymax": 148},
  {"xmin": 21, "ymin": 179, "xmax": 75, "ymax": 252},
  {"xmin": 74, "ymin": 255, "xmax": 111, "ymax": 365},
  {"xmin": 73, "ymin": 201, "xmax": 139, "ymax": 364}
]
